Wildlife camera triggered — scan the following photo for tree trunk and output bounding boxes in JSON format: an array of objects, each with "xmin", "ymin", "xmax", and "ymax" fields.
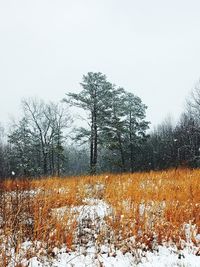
[
  {"xmin": 93, "ymin": 108, "xmax": 98, "ymax": 174},
  {"xmin": 117, "ymin": 132, "xmax": 126, "ymax": 172},
  {"xmin": 57, "ymin": 138, "xmax": 61, "ymax": 177},
  {"xmin": 130, "ymin": 142, "xmax": 134, "ymax": 173},
  {"xmin": 90, "ymin": 88, "xmax": 98, "ymax": 175},
  {"xmin": 90, "ymin": 114, "xmax": 95, "ymax": 174},
  {"xmin": 129, "ymin": 111, "xmax": 134, "ymax": 173},
  {"xmin": 51, "ymin": 144, "xmax": 55, "ymax": 176},
  {"xmin": 43, "ymin": 153, "xmax": 48, "ymax": 175}
]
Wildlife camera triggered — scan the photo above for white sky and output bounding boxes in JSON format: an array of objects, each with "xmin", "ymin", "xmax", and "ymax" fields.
[{"xmin": 0, "ymin": 0, "xmax": 200, "ymax": 129}]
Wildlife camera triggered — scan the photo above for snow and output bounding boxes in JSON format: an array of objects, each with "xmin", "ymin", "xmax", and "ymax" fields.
[
  {"xmin": 14, "ymin": 244, "xmax": 200, "ymax": 267},
  {"xmin": 140, "ymin": 246, "xmax": 200, "ymax": 267},
  {"xmin": 3, "ymin": 191, "xmax": 200, "ymax": 267},
  {"xmin": 54, "ymin": 198, "xmax": 112, "ymax": 222}
]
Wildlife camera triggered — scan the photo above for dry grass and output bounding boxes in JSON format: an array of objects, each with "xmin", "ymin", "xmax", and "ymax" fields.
[{"xmin": 0, "ymin": 168, "xmax": 200, "ymax": 265}]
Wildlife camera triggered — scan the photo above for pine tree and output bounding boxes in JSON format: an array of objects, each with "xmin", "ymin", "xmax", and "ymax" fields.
[{"xmin": 64, "ymin": 72, "xmax": 113, "ymax": 174}]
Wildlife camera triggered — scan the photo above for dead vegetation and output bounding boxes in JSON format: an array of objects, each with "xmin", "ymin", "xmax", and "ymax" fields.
[{"xmin": 0, "ymin": 168, "xmax": 200, "ymax": 266}]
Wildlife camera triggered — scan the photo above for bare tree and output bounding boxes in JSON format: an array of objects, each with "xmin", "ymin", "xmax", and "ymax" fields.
[{"xmin": 13, "ymin": 98, "xmax": 72, "ymax": 176}]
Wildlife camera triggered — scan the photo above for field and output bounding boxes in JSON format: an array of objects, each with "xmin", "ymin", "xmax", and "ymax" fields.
[{"xmin": 0, "ymin": 169, "xmax": 200, "ymax": 266}]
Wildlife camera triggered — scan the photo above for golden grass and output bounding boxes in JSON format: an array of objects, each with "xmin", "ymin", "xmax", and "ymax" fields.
[{"xmin": 0, "ymin": 168, "xmax": 200, "ymax": 264}]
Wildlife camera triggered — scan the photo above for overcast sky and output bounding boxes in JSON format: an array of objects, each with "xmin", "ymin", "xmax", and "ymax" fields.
[{"xmin": 0, "ymin": 0, "xmax": 200, "ymax": 129}]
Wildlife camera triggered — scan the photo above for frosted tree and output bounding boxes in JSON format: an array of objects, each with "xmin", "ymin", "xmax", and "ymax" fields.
[
  {"xmin": 0, "ymin": 124, "xmax": 10, "ymax": 178},
  {"xmin": 8, "ymin": 118, "xmax": 35, "ymax": 176},
  {"xmin": 8, "ymin": 99, "xmax": 71, "ymax": 177},
  {"xmin": 101, "ymin": 87, "xmax": 127, "ymax": 171},
  {"xmin": 64, "ymin": 72, "xmax": 113, "ymax": 174},
  {"xmin": 123, "ymin": 92, "xmax": 149, "ymax": 172},
  {"xmin": 102, "ymin": 88, "xmax": 149, "ymax": 172}
]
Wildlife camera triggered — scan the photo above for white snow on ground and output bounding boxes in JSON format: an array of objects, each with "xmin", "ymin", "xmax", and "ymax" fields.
[
  {"xmin": 140, "ymin": 246, "xmax": 200, "ymax": 267},
  {"xmin": 53, "ymin": 198, "xmax": 112, "ymax": 221},
  {"xmin": 19, "ymin": 245, "xmax": 200, "ymax": 267},
  {"xmin": 5, "ymin": 198, "xmax": 200, "ymax": 267}
]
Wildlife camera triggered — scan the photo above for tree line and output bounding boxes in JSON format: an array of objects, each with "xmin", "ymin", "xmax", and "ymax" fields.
[{"xmin": 0, "ymin": 72, "xmax": 200, "ymax": 178}]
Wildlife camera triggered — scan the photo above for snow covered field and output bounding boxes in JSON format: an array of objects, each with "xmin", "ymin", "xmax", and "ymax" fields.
[
  {"xmin": 6, "ymin": 198, "xmax": 200, "ymax": 267},
  {"xmin": 0, "ymin": 169, "xmax": 200, "ymax": 266},
  {"xmin": 13, "ymin": 244, "xmax": 200, "ymax": 267}
]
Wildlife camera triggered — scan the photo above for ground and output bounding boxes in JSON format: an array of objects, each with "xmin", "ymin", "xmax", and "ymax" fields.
[{"xmin": 0, "ymin": 169, "xmax": 200, "ymax": 266}]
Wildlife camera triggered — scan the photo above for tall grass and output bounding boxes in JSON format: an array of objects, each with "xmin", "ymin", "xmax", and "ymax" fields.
[{"xmin": 0, "ymin": 168, "xmax": 199, "ymax": 265}]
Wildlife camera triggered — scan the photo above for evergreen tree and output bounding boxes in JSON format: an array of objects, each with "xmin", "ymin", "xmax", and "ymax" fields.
[{"xmin": 64, "ymin": 72, "xmax": 113, "ymax": 174}]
